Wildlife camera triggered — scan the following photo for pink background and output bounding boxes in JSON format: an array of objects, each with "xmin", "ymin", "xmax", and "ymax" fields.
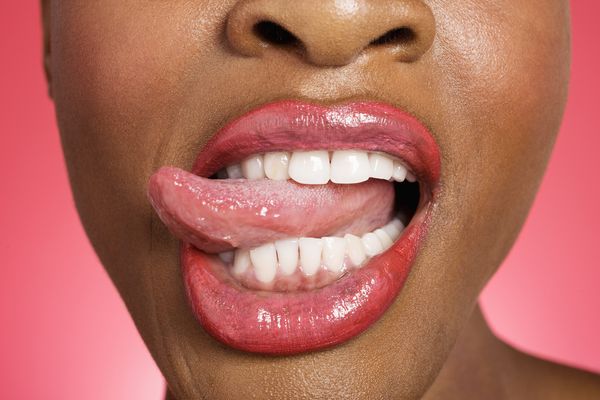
[{"xmin": 1, "ymin": 2, "xmax": 598, "ymax": 399}]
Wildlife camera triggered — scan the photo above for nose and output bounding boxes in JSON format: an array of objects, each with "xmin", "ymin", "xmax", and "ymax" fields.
[{"xmin": 226, "ymin": 0, "xmax": 436, "ymax": 67}]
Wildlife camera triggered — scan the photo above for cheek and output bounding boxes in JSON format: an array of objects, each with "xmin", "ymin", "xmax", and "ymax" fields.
[
  {"xmin": 51, "ymin": 1, "xmax": 239, "ymax": 196},
  {"xmin": 434, "ymin": 0, "xmax": 570, "ymax": 159},
  {"xmin": 50, "ymin": 2, "xmax": 226, "ymax": 261},
  {"xmin": 52, "ymin": 1, "xmax": 188, "ymax": 168},
  {"xmin": 426, "ymin": 0, "xmax": 570, "ymax": 282},
  {"xmin": 49, "ymin": 2, "xmax": 191, "ymax": 284}
]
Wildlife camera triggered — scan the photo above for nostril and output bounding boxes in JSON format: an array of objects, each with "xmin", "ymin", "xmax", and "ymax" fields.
[
  {"xmin": 370, "ymin": 27, "xmax": 416, "ymax": 47},
  {"xmin": 253, "ymin": 21, "xmax": 301, "ymax": 48},
  {"xmin": 227, "ymin": 1, "xmax": 435, "ymax": 66}
]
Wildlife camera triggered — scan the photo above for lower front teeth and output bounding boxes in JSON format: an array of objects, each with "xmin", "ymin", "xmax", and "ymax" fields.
[
  {"xmin": 344, "ymin": 234, "xmax": 367, "ymax": 266},
  {"xmin": 249, "ymin": 243, "xmax": 278, "ymax": 283},
  {"xmin": 222, "ymin": 218, "xmax": 405, "ymax": 285},
  {"xmin": 322, "ymin": 237, "xmax": 346, "ymax": 273},
  {"xmin": 299, "ymin": 238, "xmax": 324, "ymax": 276},
  {"xmin": 274, "ymin": 238, "xmax": 298, "ymax": 276}
]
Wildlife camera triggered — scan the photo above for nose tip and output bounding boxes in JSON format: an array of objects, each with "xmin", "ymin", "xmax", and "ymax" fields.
[{"xmin": 226, "ymin": 0, "xmax": 436, "ymax": 67}]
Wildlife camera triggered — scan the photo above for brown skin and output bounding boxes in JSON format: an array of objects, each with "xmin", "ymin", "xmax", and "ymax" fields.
[{"xmin": 41, "ymin": 0, "xmax": 600, "ymax": 398}]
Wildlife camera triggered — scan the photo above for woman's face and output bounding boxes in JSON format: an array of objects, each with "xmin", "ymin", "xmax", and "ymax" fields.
[{"xmin": 44, "ymin": 0, "xmax": 570, "ymax": 398}]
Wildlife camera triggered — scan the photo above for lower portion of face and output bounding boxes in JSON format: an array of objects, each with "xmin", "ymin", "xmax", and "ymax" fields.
[{"xmin": 46, "ymin": 0, "xmax": 570, "ymax": 398}]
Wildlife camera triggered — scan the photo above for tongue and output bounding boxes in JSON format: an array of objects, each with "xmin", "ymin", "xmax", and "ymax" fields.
[{"xmin": 148, "ymin": 167, "xmax": 395, "ymax": 253}]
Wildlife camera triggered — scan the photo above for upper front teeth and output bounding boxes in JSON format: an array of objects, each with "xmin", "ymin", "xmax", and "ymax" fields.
[
  {"xmin": 289, "ymin": 151, "xmax": 330, "ymax": 185},
  {"xmin": 227, "ymin": 150, "xmax": 414, "ymax": 185},
  {"xmin": 264, "ymin": 152, "xmax": 291, "ymax": 181},
  {"xmin": 330, "ymin": 150, "xmax": 371, "ymax": 184},
  {"xmin": 322, "ymin": 237, "xmax": 346, "ymax": 273},
  {"xmin": 369, "ymin": 153, "xmax": 394, "ymax": 180}
]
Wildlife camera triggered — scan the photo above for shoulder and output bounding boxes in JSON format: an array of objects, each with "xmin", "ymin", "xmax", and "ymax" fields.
[{"xmin": 509, "ymin": 347, "xmax": 600, "ymax": 400}]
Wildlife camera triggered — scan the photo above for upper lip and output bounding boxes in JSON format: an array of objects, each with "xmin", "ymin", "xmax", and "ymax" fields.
[
  {"xmin": 191, "ymin": 100, "xmax": 440, "ymax": 195},
  {"xmin": 149, "ymin": 99, "xmax": 442, "ymax": 355}
]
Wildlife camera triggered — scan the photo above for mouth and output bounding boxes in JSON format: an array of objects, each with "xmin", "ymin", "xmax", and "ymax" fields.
[{"xmin": 148, "ymin": 100, "xmax": 440, "ymax": 355}]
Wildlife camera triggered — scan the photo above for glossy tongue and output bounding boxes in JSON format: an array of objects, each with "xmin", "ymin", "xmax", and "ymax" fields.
[{"xmin": 148, "ymin": 167, "xmax": 395, "ymax": 253}]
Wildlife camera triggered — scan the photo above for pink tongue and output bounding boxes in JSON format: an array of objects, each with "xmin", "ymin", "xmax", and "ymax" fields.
[{"xmin": 148, "ymin": 167, "xmax": 395, "ymax": 253}]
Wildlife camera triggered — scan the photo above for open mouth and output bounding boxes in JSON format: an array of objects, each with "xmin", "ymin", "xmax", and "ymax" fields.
[{"xmin": 148, "ymin": 101, "xmax": 440, "ymax": 355}]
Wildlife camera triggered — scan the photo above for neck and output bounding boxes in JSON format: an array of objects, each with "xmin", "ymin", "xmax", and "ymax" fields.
[
  {"xmin": 423, "ymin": 304, "xmax": 526, "ymax": 400},
  {"xmin": 165, "ymin": 388, "xmax": 176, "ymax": 400}
]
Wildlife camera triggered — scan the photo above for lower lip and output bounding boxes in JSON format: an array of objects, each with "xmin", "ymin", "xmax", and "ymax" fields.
[
  {"xmin": 181, "ymin": 207, "xmax": 431, "ymax": 355},
  {"xmin": 176, "ymin": 100, "xmax": 440, "ymax": 355}
]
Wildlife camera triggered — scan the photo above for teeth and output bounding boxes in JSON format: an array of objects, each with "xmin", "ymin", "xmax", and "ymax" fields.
[
  {"xmin": 264, "ymin": 152, "xmax": 291, "ymax": 181},
  {"xmin": 393, "ymin": 219, "xmax": 404, "ymax": 230},
  {"xmin": 361, "ymin": 232, "xmax": 384, "ymax": 257},
  {"xmin": 322, "ymin": 237, "xmax": 346, "ymax": 273},
  {"xmin": 392, "ymin": 161, "xmax": 408, "ymax": 182},
  {"xmin": 275, "ymin": 238, "xmax": 299, "ymax": 276},
  {"xmin": 218, "ymin": 151, "xmax": 415, "ymax": 185},
  {"xmin": 232, "ymin": 249, "xmax": 251, "ymax": 275},
  {"xmin": 234, "ymin": 217, "xmax": 407, "ymax": 283},
  {"xmin": 330, "ymin": 150, "xmax": 371, "ymax": 184},
  {"xmin": 382, "ymin": 219, "xmax": 404, "ymax": 240},
  {"xmin": 299, "ymin": 238, "xmax": 324, "ymax": 276},
  {"xmin": 344, "ymin": 234, "xmax": 367, "ymax": 267},
  {"xmin": 216, "ymin": 152, "xmax": 418, "ymax": 286},
  {"xmin": 241, "ymin": 155, "xmax": 266, "ymax": 180},
  {"xmin": 250, "ymin": 243, "xmax": 278, "ymax": 283},
  {"xmin": 226, "ymin": 164, "xmax": 243, "ymax": 179},
  {"xmin": 374, "ymin": 229, "xmax": 393, "ymax": 250},
  {"xmin": 289, "ymin": 151, "xmax": 330, "ymax": 185},
  {"xmin": 219, "ymin": 251, "xmax": 234, "ymax": 264},
  {"xmin": 219, "ymin": 153, "xmax": 416, "ymax": 284},
  {"xmin": 369, "ymin": 153, "xmax": 394, "ymax": 180}
]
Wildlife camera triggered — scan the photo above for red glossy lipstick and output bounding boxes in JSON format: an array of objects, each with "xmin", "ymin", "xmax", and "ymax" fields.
[{"xmin": 148, "ymin": 100, "xmax": 440, "ymax": 355}]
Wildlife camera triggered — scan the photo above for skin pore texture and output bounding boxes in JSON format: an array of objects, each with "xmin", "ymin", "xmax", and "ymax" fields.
[{"xmin": 41, "ymin": 0, "xmax": 600, "ymax": 399}]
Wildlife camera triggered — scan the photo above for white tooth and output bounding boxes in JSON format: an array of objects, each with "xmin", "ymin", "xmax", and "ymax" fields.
[
  {"xmin": 275, "ymin": 238, "xmax": 299, "ymax": 276},
  {"xmin": 322, "ymin": 237, "xmax": 346, "ymax": 273},
  {"xmin": 344, "ymin": 234, "xmax": 367, "ymax": 267},
  {"xmin": 299, "ymin": 238, "xmax": 323, "ymax": 276},
  {"xmin": 392, "ymin": 218, "xmax": 405, "ymax": 232},
  {"xmin": 226, "ymin": 164, "xmax": 243, "ymax": 179},
  {"xmin": 330, "ymin": 150, "xmax": 371, "ymax": 184},
  {"xmin": 374, "ymin": 229, "xmax": 393, "ymax": 250},
  {"xmin": 361, "ymin": 232, "xmax": 384, "ymax": 257},
  {"xmin": 250, "ymin": 243, "xmax": 277, "ymax": 283},
  {"xmin": 406, "ymin": 172, "xmax": 417, "ymax": 182},
  {"xmin": 369, "ymin": 153, "xmax": 394, "ymax": 180},
  {"xmin": 392, "ymin": 162, "xmax": 408, "ymax": 182},
  {"xmin": 219, "ymin": 251, "xmax": 234, "ymax": 264},
  {"xmin": 264, "ymin": 152, "xmax": 291, "ymax": 181},
  {"xmin": 217, "ymin": 169, "xmax": 229, "ymax": 179},
  {"xmin": 241, "ymin": 155, "xmax": 266, "ymax": 180},
  {"xmin": 289, "ymin": 151, "xmax": 330, "ymax": 185},
  {"xmin": 232, "ymin": 249, "xmax": 251, "ymax": 275},
  {"xmin": 383, "ymin": 219, "xmax": 403, "ymax": 240}
]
